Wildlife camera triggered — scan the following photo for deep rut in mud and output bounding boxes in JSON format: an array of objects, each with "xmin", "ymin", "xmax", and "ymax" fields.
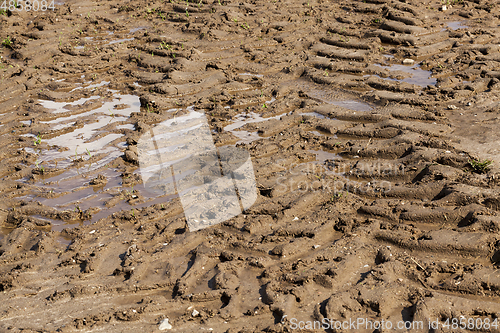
[{"xmin": 0, "ymin": 0, "xmax": 500, "ymax": 332}]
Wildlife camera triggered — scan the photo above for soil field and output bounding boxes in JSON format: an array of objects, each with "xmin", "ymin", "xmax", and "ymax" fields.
[{"xmin": 0, "ymin": 0, "xmax": 500, "ymax": 332}]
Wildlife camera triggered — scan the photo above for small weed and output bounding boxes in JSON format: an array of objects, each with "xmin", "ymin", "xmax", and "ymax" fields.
[
  {"xmin": 323, "ymin": 69, "xmax": 329, "ymax": 76},
  {"xmin": 330, "ymin": 192, "xmax": 343, "ymax": 201},
  {"xmin": 35, "ymin": 160, "xmax": 45, "ymax": 173},
  {"xmin": 33, "ymin": 133, "xmax": 42, "ymax": 146},
  {"xmin": 262, "ymin": 103, "xmax": 267, "ymax": 108},
  {"xmin": 159, "ymin": 41, "xmax": 170, "ymax": 49},
  {"xmin": 186, "ymin": 10, "xmax": 189, "ymax": 17},
  {"xmin": 241, "ymin": 22, "xmax": 250, "ymax": 29},
  {"xmin": 468, "ymin": 159, "xmax": 492, "ymax": 174},
  {"xmin": 2, "ymin": 37, "xmax": 12, "ymax": 48},
  {"xmin": 86, "ymin": 148, "xmax": 92, "ymax": 158}
]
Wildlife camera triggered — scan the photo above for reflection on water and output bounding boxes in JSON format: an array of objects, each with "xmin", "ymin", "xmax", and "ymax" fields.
[
  {"xmin": 32, "ymin": 92, "xmax": 140, "ymax": 170},
  {"xmin": 374, "ymin": 63, "xmax": 436, "ymax": 87},
  {"xmin": 293, "ymin": 80, "xmax": 374, "ymax": 111},
  {"xmin": 224, "ymin": 112, "xmax": 282, "ymax": 144},
  {"xmin": 447, "ymin": 21, "xmax": 468, "ymax": 30}
]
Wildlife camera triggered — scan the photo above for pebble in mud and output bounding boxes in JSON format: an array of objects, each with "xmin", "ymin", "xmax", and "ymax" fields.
[
  {"xmin": 375, "ymin": 247, "xmax": 393, "ymax": 264},
  {"xmin": 89, "ymin": 174, "xmax": 107, "ymax": 186},
  {"xmin": 158, "ymin": 318, "xmax": 172, "ymax": 330}
]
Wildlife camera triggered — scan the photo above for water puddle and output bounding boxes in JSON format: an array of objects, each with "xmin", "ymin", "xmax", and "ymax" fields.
[
  {"xmin": 70, "ymin": 80, "xmax": 110, "ymax": 92},
  {"xmin": 309, "ymin": 130, "xmax": 336, "ymax": 137},
  {"xmin": 238, "ymin": 72, "xmax": 264, "ymax": 78},
  {"xmin": 447, "ymin": 21, "xmax": 468, "ymax": 30},
  {"xmin": 374, "ymin": 63, "xmax": 436, "ymax": 87},
  {"xmin": 32, "ymin": 93, "xmax": 140, "ymax": 170},
  {"xmin": 292, "ymin": 80, "xmax": 373, "ymax": 111},
  {"xmin": 309, "ymin": 149, "xmax": 341, "ymax": 164},
  {"xmin": 5, "ymin": 87, "xmax": 147, "ymax": 243},
  {"xmin": 300, "ymin": 112, "xmax": 326, "ymax": 119},
  {"xmin": 107, "ymin": 37, "xmax": 135, "ymax": 45},
  {"xmin": 130, "ymin": 26, "xmax": 148, "ymax": 34},
  {"xmin": 224, "ymin": 112, "xmax": 283, "ymax": 144},
  {"xmin": 330, "ymin": 100, "xmax": 372, "ymax": 111},
  {"xmin": 38, "ymin": 96, "xmax": 101, "ymax": 113}
]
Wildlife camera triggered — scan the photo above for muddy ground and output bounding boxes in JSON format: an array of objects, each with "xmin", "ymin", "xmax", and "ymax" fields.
[{"xmin": 0, "ymin": 0, "xmax": 500, "ymax": 332}]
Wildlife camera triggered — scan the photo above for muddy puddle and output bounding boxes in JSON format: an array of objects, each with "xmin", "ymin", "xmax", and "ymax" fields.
[
  {"xmin": 31, "ymin": 92, "xmax": 139, "ymax": 169},
  {"xmin": 373, "ymin": 63, "xmax": 437, "ymax": 87},
  {"xmin": 447, "ymin": 21, "xmax": 469, "ymax": 31},
  {"xmin": 295, "ymin": 80, "xmax": 374, "ymax": 111}
]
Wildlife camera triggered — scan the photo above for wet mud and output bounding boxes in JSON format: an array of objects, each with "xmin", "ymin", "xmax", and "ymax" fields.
[{"xmin": 0, "ymin": 0, "xmax": 500, "ymax": 332}]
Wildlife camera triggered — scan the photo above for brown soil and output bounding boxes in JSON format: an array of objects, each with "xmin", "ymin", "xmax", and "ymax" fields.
[{"xmin": 1, "ymin": 0, "xmax": 500, "ymax": 332}]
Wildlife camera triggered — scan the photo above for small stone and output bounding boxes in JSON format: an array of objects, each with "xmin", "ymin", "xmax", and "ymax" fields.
[
  {"xmin": 159, "ymin": 318, "xmax": 172, "ymax": 330},
  {"xmin": 447, "ymin": 105, "xmax": 458, "ymax": 110},
  {"xmin": 441, "ymin": 5, "xmax": 447, "ymax": 11},
  {"xmin": 402, "ymin": 58, "xmax": 414, "ymax": 65},
  {"xmin": 192, "ymin": 309, "xmax": 200, "ymax": 317}
]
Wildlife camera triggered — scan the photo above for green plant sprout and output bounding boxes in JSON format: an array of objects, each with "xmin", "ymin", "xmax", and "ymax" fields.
[
  {"xmin": 33, "ymin": 133, "xmax": 42, "ymax": 146},
  {"xmin": 86, "ymin": 148, "xmax": 92, "ymax": 158},
  {"xmin": 468, "ymin": 159, "xmax": 492, "ymax": 174},
  {"xmin": 35, "ymin": 160, "xmax": 44, "ymax": 173},
  {"xmin": 2, "ymin": 37, "xmax": 12, "ymax": 48}
]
